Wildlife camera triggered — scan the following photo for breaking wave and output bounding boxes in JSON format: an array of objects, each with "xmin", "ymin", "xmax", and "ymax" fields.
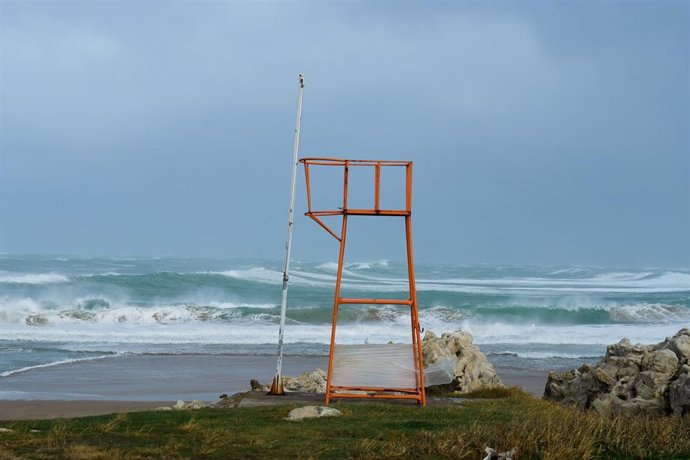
[
  {"xmin": 0, "ymin": 272, "xmax": 70, "ymax": 284},
  {"xmin": 216, "ymin": 266, "xmax": 690, "ymax": 294},
  {"xmin": 0, "ymin": 295, "xmax": 687, "ymax": 330},
  {"xmin": 1, "ymin": 255, "xmax": 688, "ymax": 351}
]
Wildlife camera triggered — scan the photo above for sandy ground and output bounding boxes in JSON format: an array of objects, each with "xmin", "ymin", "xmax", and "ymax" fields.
[
  {"xmin": 0, "ymin": 400, "xmax": 172, "ymax": 420},
  {"xmin": 0, "ymin": 353, "xmax": 547, "ymax": 420},
  {"xmin": 496, "ymin": 367, "xmax": 548, "ymax": 396}
]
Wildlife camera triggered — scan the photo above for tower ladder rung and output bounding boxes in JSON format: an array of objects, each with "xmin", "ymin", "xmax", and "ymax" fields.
[{"xmin": 338, "ymin": 298, "xmax": 413, "ymax": 305}]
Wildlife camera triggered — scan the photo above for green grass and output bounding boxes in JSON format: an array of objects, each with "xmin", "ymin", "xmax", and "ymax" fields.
[{"xmin": 1, "ymin": 390, "xmax": 688, "ymax": 459}]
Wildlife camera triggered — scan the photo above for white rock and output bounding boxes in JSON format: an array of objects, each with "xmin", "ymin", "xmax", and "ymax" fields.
[
  {"xmin": 283, "ymin": 369, "xmax": 327, "ymax": 393},
  {"xmin": 154, "ymin": 406, "xmax": 173, "ymax": 411},
  {"xmin": 423, "ymin": 330, "xmax": 503, "ymax": 393},
  {"xmin": 186, "ymin": 400, "xmax": 205, "ymax": 409},
  {"xmin": 171, "ymin": 399, "xmax": 206, "ymax": 410},
  {"xmin": 286, "ymin": 405, "xmax": 342, "ymax": 421},
  {"xmin": 484, "ymin": 446, "xmax": 517, "ymax": 460},
  {"xmin": 0, "ymin": 428, "xmax": 14, "ymax": 433}
]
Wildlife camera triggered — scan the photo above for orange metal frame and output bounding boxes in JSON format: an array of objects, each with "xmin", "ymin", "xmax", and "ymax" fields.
[{"xmin": 299, "ymin": 157, "xmax": 426, "ymax": 406}]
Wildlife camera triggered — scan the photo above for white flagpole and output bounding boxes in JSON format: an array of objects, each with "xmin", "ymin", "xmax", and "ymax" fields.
[{"xmin": 269, "ymin": 74, "xmax": 305, "ymax": 395}]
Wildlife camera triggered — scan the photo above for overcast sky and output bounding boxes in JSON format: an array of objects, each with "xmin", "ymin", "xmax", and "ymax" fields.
[{"xmin": 0, "ymin": 1, "xmax": 688, "ymax": 267}]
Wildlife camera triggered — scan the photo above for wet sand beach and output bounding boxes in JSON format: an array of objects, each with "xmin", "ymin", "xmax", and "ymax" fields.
[{"xmin": 0, "ymin": 353, "xmax": 547, "ymax": 420}]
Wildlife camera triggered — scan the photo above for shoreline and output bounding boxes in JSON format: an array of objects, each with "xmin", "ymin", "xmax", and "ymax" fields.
[{"xmin": 0, "ymin": 353, "xmax": 549, "ymax": 420}]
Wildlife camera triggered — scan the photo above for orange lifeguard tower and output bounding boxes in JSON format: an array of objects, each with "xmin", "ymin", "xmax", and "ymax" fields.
[{"xmin": 300, "ymin": 157, "xmax": 426, "ymax": 405}]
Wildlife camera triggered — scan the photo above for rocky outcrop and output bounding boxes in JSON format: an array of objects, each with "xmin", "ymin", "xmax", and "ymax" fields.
[
  {"xmin": 254, "ymin": 330, "xmax": 502, "ymax": 394},
  {"xmin": 422, "ymin": 330, "xmax": 503, "ymax": 393},
  {"xmin": 544, "ymin": 328, "xmax": 690, "ymax": 415}
]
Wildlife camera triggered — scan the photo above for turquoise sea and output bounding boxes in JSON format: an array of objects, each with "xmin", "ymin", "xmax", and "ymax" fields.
[{"xmin": 1, "ymin": 254, "xmax": 688, "ymax": 390}]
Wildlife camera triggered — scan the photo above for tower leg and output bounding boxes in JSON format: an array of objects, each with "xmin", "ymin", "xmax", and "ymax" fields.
[
  {"xmin": 405, "ymin": 214, "xmax": 426, "ymax": 406},
  {"xmin": 325, "ymin": 215, "xmax": 348, "ymax": 404}
]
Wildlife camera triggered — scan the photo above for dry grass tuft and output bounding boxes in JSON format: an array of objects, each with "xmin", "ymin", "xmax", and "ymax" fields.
[
  {"xmin": 93, "ymin": 412, "xmax": 128, "ymax": 434},
  {"xmin": 352, "ymin": 395, "xmax": 690, "ymax": 459},
  {"xmin": 198, "ymin": 429, "xmax": 229, "ymax": 456},
  {"xmin": 179, "ymin": 416, "xmax": 200, "ymax": 432},
  {"xmin": 46, "ymin": 422, "xmax": 67, "ymax": 449},
  {"xmin": 63, "ymin": 444, "xmax": 110, "ymax": 460},
  {"xmin": 462, "ymin": 385, "xmax": 526, "ymax": 399}
]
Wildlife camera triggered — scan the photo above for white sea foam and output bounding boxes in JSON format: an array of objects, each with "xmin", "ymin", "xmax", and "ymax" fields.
[
  {"xmin": 0, "ymin": 297, "xmax": 46, "ymax": 323},
  {"xmin": 608, "ymin": 304, "xmax": 689, "ymax": 322},
  {"xmin": 315, "ymin": 262, "xmax": 339, "ymax": 271},
  {"xmin": 216, "ymin": 267, "xmax": 398, "ymax": 291},
  {"xmin": 316, "ymin": 260, "xmax": 390, "ymax": 271},
  {"xmin": 416, "ymin": 271, "xmax": 690, "ymax": 292},
  {"xmin": 457, "ymin": 321, "xmax": 687, "ymax": 347},
  {"xmin": 217, "ymin": 267, "xmax": 336, "ymax": 288},
  {"xmin": 1, "ymin": 319, "xmax": 685, "ymax": 350},
  {"xmin": 349, "ymin": 260, "xmax": 390, "ymax": 270},
  {"xmin": 0, "ymin": 354, "xmax": 119, "ymax": 378},
  {"xmin": 208, "ymin": 265, "xmax": 690, "ymax": 294},
  {"xmin": 0, "ymin": 272, "xmax": 69, "ymax": 284},
  {"xmin": 375, "ymin": 271, "xmax": 690, "ymax": 294},
  {"xmin": 217, "ymin": 266, "xmax": 490, "ymax": 293},
  {"xmin": 0, "ymin": 296, "xmax": 281, "ymax": 325},
  {"xmin": 548, "ymin": 267, "xmax": 590, "ymax": 275},
  {"xmin": 591, "ymin": 272, "xmax": 653, "ymax": 281},
  {"xmin": 217, "ymin": 267, "xmax": 283, "ymax": 284},
  {"xmin": 489, "ymin": 351, "xmax": 596, "ymax": 359},
  {"xmin": 178, "ymin": 266, "xmax": 690, "ymax": 295}
]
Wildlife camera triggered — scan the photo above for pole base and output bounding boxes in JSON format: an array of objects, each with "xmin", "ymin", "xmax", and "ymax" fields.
[{"xmin": 268, "ymin": 375, "xmax": 285, "ymax": 395}]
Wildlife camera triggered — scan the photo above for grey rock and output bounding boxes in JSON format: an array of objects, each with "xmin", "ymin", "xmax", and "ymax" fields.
[
  {"xmin": 663, "ymin": 328, "xmax": 690, "ymax": 361},
  {"xmin": 544, "ymin": 328, "xmax": 690, "ymax": 415},
  {"xmin": 593, "ymin": 367, "xmax": 615, "ymax": 386},
  {"xmin": 640, "ymin": 349, "xmax": 678, "ymax": 374},
  {"xmin": 250, "ymin": 379, "xmax": 269, "ymax": 392},
  {"xmin": 668, "ymin": 365, "xmax": 690, "ymax": 416}
]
